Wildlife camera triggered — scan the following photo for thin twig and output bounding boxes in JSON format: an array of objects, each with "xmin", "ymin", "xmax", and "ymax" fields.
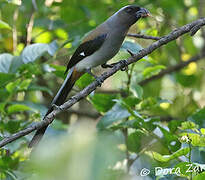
[
  {"xmin": 124, "ymin": 63, "xmax": 135, "ymax": 172},
  {"xmin": 127, "ymin": 33, "xmax": 161, "ymax": 40},
  {"xmin": 26, "ymin": 0, "xmax": 37, "ymax": 45},
  {"xmin": 0, "ymin": 17, "xmax": 205, "ymax": 148},
  {"xmin": 139, "ymin": 52, "xmax": 205, "ymax": 86},
  {"xmin": 68, "ymin": 109, "xmax": 100, "ymax": 119},
  {"xmin": 13, "ymin": 8, "xmax": 19, "ymax": 53}
]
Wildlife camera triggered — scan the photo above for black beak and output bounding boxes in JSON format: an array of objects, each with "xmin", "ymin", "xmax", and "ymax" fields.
[{"xmin": 136, "ymin": 8, "xmax": 151, "ymax": 18}]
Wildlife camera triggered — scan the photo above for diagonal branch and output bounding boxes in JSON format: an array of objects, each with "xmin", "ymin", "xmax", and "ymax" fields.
[
  {"xmin": 0, "ymin": 17, "xmax": 205, "ymax": 148},
  {"xmin": 139, "ymin": 52, "xmax": 205, "ymax": 86},
  {"xmin": 127, "ymin": 33, "xmax": 161, "ymax": 40}
]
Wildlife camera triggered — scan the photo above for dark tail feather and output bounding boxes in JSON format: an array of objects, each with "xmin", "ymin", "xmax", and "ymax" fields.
[{"xmin": 28, "ymin": 67, "xmax": 82, "ymax": 148}]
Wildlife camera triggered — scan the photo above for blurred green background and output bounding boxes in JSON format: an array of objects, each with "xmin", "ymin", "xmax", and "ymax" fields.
[{"xmin": 0, "ymin": 0, "xmax": 205, "ymax": 179}]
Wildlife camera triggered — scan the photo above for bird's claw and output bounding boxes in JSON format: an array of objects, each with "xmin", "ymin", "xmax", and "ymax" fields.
[
  {"xmin": 95, "ymin": 76, "xmax": 103, "ymax": 86},
  {"xmin": 52, "ymin": 104, "xmax": 63, "ymax": 111},
  {"xmin": 101, "ymin": 59, "xmax": 128, "ymax": 71},
  {"xmin": 120, "ymin": 60, "xmax": 129, "ymax": 71},
  {"xmin": 101, "ymin": 63, "xmax": 114, "ymax": 68}
]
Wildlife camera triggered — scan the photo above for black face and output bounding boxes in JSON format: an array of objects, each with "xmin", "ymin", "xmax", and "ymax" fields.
[
  {"xmin": 124, "ymin": 6, "xmax": 141, "ymax": 15},
  {"xmin": 124, "ymin": 5, "xmax": 150, "ymax": 18},
  {"xmin": 116, "ymin": 5, "xmax": 150, "ymax": 27}
]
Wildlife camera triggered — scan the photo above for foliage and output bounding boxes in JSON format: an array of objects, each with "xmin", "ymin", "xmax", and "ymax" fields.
[{"xmin": 0, "ymin": 0, "xmax": 205, "ymax": 180}]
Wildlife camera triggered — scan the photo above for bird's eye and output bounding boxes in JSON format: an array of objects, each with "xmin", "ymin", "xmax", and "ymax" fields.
[{"xmin": 125, "ymin": 7, "xmax": 134, "ymax": 13}]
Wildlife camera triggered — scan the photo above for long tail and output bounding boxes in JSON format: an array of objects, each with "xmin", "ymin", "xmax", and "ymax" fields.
[{"xmin": 28, "ymin": 67, "xmax": 84, "ymax": 148}]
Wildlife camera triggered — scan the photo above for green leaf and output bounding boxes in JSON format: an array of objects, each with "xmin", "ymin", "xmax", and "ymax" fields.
[
  {"xmin": 6, "ymin": 79, "xmax": 20, "ymax": 93},
  {"xmin": 117, "ymin": 99, "xmax": 144, "ymax": 122},
  {"xmin": 21, "ymin": 43, "xmax": 49, "ymax": 63},
  {"xmin": 49, "ymin": 64, "xmax": 66, "ymax": 79},
  {"xmin": 188, "ymin": 108, "xmax": 205, "ymax": 126},
  {"xmin": 51, "ymin": 120, "xmax": 68, "ymax": 130},
  {"xmin": 28, "ymin": 85, "xmax": 53, "ymax": 96},
  {"xmin": 175, "ymin": 162, "xmax": 205, "ymax": 178},
  {"xmin": 130, "ymin": 84, "xmax": 143, "ymax": 99},
  {"xmin": 127, "ymin": 130, "xmax": 148, "ymax": 153},
  {"xmin": 89, "ymin": 93, "xmax": 116, "ymax": 113},
  {"xmin": 168, "ymin": 120, "xmax": 182, "ymax": 133},
  {"xmin": 121, "ymin": 41, "xmax": 143, "ymax": 54},
  {"xmin": 9, "ymin": 56, "xmax": 24, "ymax": 73},
  {"xmin": 143, "ymin": 65, "xmax": 166, "ymax": 78},
  {"xmin": 180, "ymin": 133, "xmax": 205, "ymax": 147},
  {"xmin": 159, "ymin": 126, "xmax": 181, "ymax": 151},
  {"xmin": 19, "ymin": 79, "xmax": 32, "ymax": 90},
  {"xmin": 6, "ymin": 79, "xmax": 32, "ymax": 93},
  {"xmin": 7, "ymin": 104, "xmax": 32, "ymax": 114},
  {"xmin": 194, "ymin": 172, "xmax": 205, "ymax": 180},
  {"xmin": 0, "ymin": 73, "xmax": 15, "ymax": 85},
  {"xmin": 174, "ymin": 162, "xmax": 192, "ymax": 177},
  {"xmin": 76, "ymin": 73, "xmax": 94, "ymax": 89},
  {"xmin": 175, "ymin": 73, "xmax": 197, "ymax": 87},
  {"xmin": 0, "ymin": 103, "xmax": 6, "ymax": 113},
  {"xmin": 123, "ymin": 96, "xmax": 141, "ymax": 107},
  {"xmin": 3, "ymin": 120, "xmax": 21, "ymax": 133},
  {"xmin": 0, "ymin": 53, "xmax": 13, "ymax": 73},
  {"xmin": 21, "ymin": 41, "xmax": 58, "ymax": 63},
  {"xmin": 0, "ymin": 19, "xmax": 11, "ymax": 29},
  {"xmin": 146, "ymin": 28, "xmax": 158, "ymax": 36},
  {"xmin": 48, "ymin": 40, "xmax": 59, "ymax": 56},
  {"xmin": 201, "ymin": 128, "xmax": 205, "ymax": 135},
  {"xmin": 146, "ymin": 147, "xmax": 190, "ymax": 162},
  {"xmin": 180, "ymin": 121, "xmax": 198, "ymax": 130},
  {"xmin": 97, "ymin": 103, "xmax": 130, "ymax": 129}
]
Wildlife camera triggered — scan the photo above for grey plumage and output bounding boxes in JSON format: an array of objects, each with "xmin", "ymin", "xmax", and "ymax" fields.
[{"xmin": 29, "ymin": 5, "xmax": 150, "ymax": 147}]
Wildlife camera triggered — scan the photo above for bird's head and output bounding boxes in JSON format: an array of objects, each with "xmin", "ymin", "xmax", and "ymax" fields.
[{"xmin": 114, "ymin": 5, "xmax": 151, "ymax": 27}]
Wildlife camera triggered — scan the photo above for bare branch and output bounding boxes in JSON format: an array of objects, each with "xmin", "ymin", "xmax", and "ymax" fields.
[
  {"xmin": 127, "ymin": 33, "xmax": 161, "ymax": 40},
  {"xmin": 139, "ymin": 52, "xmax": 205, "ymax": 86},
  {"xmin": 68, "ymin": 109, "xmax": 100, "ymax": 119},
  {"xmin": 13, "ymin": 8, "xmax": 19, "ymax": 53},
  {"xmin": 26, "ymin": 0, "xmax": 38, "ymax": 45},
  {"xmin": 0, "ymin": 17, "xmax": 205, "ymax": 148}
]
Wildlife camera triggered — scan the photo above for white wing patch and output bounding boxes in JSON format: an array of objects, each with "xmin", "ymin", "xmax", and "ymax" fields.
[{"xmin": 80, "ymin": 52, "xmax": 85, "ymax": 56}]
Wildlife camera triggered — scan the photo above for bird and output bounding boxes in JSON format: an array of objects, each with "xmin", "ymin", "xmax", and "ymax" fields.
[{"xmin": 28, "ymin": 5, "xmax": 150, "ymax": 147}]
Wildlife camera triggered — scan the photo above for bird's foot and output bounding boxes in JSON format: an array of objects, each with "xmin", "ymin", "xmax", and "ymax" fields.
[
  {"xmin": 95, "ymin": 76, "xmax": 104, "ymax": 86},
  {"xmin": 119, "ymin": 60, "xmax": 129, "ymax": 71},
  {"xmin": 52, "ymin": 104, "xmax": 63, "ymax": 111},
  {"xmin": 101, "ymin": 63, "xmax": 114, "ymax": 68},
  {"xmin": 85, "ymin": 68, "xmax": 103, "ymax": 86},
  {"xmin": 102, "ymin": 61, "xmax": 128, "ymax": 71}
]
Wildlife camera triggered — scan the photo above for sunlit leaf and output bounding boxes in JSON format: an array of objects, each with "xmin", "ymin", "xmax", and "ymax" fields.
[
  {"xmin": 143, "ymin": 65, "xmax": 166, "ymax": 78},
  {"xmin": 180, "ymin": 133, "xmax": 205, "ymax": 147},
  {"xmin": 194, "ymin": 172, "xmax": 205, "ymax": 180},
  {"xmin": 146, "ymin": 147, "xmax": 190, "ymax": 162},
  {"xmin": 0, "ymin": 19, "xmax": 11, "ymax": 29},
  {"xmin": 7, "ymin": 104, "xmax": 32, "ymax": 114}
]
